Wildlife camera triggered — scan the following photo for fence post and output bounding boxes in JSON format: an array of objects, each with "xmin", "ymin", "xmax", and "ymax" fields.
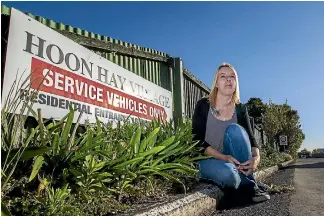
[{"xmin": 172, "ymin": 57, "xmax": 185, "ymax": 127}]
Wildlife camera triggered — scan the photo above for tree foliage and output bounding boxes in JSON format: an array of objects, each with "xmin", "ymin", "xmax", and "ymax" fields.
[
  {"xmin": 246, "ymin": 98, "xmax": 267, "ymax": 125},
  {"xmin": 247, "ymin": 98, "xmax": 305, "ymax": 157},
  {"xmin": 312, "ymin": 148, "xmax": 320, "ymax": 154},
  {"xmin": 301, "ymin": 148, "xmax": 311, "ymax": 154}
]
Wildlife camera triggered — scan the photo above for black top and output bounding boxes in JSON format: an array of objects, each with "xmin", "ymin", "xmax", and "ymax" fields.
[{"xmin": 192, "ymin": 97, "xmax": 259, "ymax": 152}]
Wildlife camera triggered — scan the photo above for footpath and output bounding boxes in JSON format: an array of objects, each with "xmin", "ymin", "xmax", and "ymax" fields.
[
  {"xmin": 289, "ymin": 158, "xmax": 324, "ymax": 216},
  {"xmin": 211, "ymin": 158, "xmax": 324, "ymax": 216}
]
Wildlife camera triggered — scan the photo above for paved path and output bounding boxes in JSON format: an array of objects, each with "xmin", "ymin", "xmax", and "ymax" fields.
[
  {"xmin": 208, "ymin": 158, "xmax": 324, "ymax": 216},
  {"xmin": 289, "ymin": 158, "xmax": 324, "ymax": 216}
]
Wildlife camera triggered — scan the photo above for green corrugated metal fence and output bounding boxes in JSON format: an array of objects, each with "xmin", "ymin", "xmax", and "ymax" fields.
[
  {"xmin": 183, "ymin": 72, "xmax": 209, "ymax": 118},
  {"xmin": 0, "ymin": 5, "xmax": 172, "ymax": 91}
]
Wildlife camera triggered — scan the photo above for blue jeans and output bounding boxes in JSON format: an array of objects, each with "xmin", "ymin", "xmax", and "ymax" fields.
[{"xmin": 199, "ymin": 123, "xmax": 258, "ymax": 190}]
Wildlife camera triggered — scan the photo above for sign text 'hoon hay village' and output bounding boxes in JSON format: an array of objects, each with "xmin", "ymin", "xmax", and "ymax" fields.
[{"xmin": 3, "ymin": 9, "xmax": 173, "ymax": 124}]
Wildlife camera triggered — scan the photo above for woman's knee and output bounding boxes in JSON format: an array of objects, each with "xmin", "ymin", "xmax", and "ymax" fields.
[
  {"xmin": 224, "ymin": 123, "xmax": 250, "ymax": 147},
  {"xmin": 221, "ymin": 163, "xmax": 241, "ymax": 189},
  {"xmin": 223, "ymin": 123, "xmax": 252, "ymax": 162},
  {"xmin": 225, "ymin": 123, "xmax": 246, "ymax": 137}
]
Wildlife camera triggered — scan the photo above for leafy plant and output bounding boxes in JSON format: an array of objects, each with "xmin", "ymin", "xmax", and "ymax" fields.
[
  {"xmin": 45, "ymin": 184, "xmax": 72, "ymax": 215},
  {"xmin": 25, "ymin": 107, "xmax": 115, "ymax": 189},
  {"xmin": 70, "ymin": 154, "xmax": 113, "ymax": 197},
  {"xmin": 96, "ymin": 118, "xmax": 209, "ymax": 199},
  {"xmin": 268, "ymin": 184, "xmax": 295, "ymax": 194},
  {"xmin": 1, "ymin": 70, "xmax": 54, "ymax": 215},
  {"xmin": 30, "ymin": 182, "xmax": 78, "ymax": 216}
]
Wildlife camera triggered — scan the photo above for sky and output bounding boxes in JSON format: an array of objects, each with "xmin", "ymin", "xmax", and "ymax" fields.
[{"xmin": 3, "ymin": 1, "xmax": 324, "ymax": 151}]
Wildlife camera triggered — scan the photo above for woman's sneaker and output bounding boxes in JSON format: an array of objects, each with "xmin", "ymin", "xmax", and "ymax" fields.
[
  {"xmin": 252, "ymin": 188, "xmax": 270, "ymax": 203},
  {"xmin": 257, "ymin": 181, "xmax": 271, "ymax": 192}
]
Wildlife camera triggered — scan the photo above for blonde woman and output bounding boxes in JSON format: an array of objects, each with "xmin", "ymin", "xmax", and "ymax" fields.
[{"xmin": 192, "ymin": 63, "xmax": 270, "ymax": 203}]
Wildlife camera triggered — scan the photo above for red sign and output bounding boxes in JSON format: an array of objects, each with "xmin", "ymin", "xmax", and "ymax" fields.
[{"xmin": 30, "ymin": 57, "xmax": 167, "ymax": 120}]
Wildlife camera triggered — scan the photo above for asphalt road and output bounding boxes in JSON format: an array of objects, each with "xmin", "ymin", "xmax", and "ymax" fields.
[
  {"xmin": 289, "ymin": 158, "xmax": 324, "ymax": 216},
  {"xmin": 207, "ymin": 158, "xmax": 324, "ymax": 216}
]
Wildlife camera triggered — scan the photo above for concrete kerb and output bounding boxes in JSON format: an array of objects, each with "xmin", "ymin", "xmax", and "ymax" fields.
[
  {"xmin": 133, "ymin": 159, "xmax": 296, "ymax": 216},
  {"xmin": 255, "ymin": 159, "xmax": 296, "ymax": 181},
  {"xmin": 278, "ymin": 159, "xmax": 296, "ymax": 169}
]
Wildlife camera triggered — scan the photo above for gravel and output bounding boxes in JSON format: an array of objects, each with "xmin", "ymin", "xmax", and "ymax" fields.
[{"xmin": 206, "ymin": 167, "xmax": 295, "ymax": 216}]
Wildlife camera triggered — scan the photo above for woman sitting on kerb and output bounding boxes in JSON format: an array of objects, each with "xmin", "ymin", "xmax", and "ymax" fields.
[{"xmin": 192, "ymin": 62, "xmax": 270, "ymax": 203}]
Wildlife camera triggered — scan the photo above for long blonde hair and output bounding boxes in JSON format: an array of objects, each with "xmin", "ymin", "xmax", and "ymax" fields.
[{"xmin": 208, "ymin": 62, "xmax": 240, "ymax": 108}]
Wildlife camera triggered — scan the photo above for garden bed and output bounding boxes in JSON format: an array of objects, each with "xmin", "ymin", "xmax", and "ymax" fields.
[
  {"xmin": 1, "ymin": 87, "xmax": 294, "ymax": 216},
  {"xmin": 2, "ymin": 88, "xmax": 208, "ymax": 215}
]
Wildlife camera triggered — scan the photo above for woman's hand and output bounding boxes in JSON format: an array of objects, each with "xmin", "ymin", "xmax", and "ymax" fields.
[
  {"xmin": 223, "ymin": 155, "xmax": 241, "ymax": 166},
  {"xmin": 239, "ymin": 156, "xmax": 260, "ymax": 176}
]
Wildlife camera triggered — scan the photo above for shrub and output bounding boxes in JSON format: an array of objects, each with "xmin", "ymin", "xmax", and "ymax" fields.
[
  {"xmin": 2, "ymin": 100, "xmax": 207, "ymax": 215},
  {"xmin": 280, "ymin": 152, "xmax": 293, "ymax": 161},
  {"xmin": 259, "ymin": 144, "xmax": 293, "ymax": 169}
]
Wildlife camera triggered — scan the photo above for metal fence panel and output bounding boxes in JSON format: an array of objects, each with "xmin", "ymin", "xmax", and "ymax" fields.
[
  {"xmin": 1, "ymin": 5, "xmax": 172, "ymax": 91},
  {"xmin": 183, "ymin": 72, "xmax": 210, "ymax": 118}
]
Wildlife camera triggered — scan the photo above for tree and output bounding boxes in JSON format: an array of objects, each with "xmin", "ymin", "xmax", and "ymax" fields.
[
  {"xmin": 312, "ymin": 148, "xmax": 320, "ymax": 154},
  {"xmin": 246, "ymin": 98, "xmax": 267, "ymax": 125},
  {"xmin": 263, "ymin": 100, "xmax": 305, "ymax": 157},
  {"xmin": 263, "ymin": 103, "xmax": 281, "ymax": 149},
  {"xmin": 301, "ymin": 148, "xmax": 311, "ymax": 154}
]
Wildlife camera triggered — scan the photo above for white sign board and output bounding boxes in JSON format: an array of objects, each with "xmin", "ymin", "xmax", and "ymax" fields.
[
  {"xmin": 2, "ymin": 8, "xmax": 173, "ymax": 124},
  {"xmin": 279, "ymin": 135, "xmax": 288, "ymax": 146}
]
